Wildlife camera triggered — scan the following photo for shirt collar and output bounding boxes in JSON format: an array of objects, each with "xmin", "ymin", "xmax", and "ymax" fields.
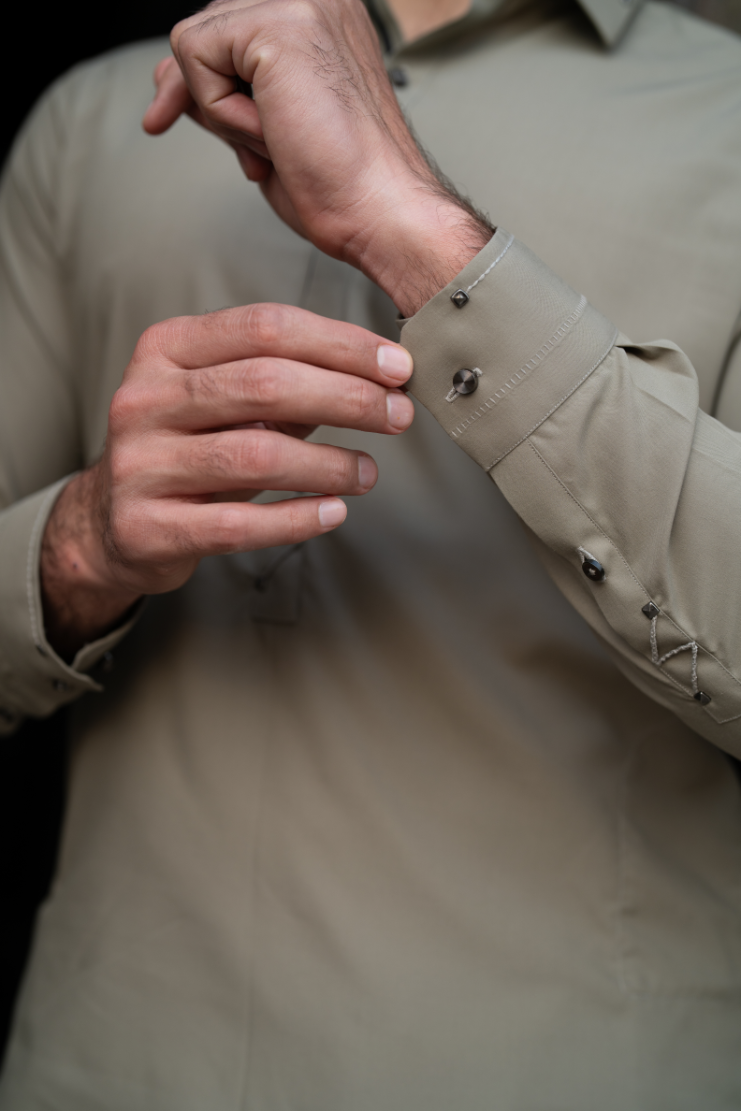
[{"xmin": 368, "ymin": 0, "xmax": 643, "ymax": 54}]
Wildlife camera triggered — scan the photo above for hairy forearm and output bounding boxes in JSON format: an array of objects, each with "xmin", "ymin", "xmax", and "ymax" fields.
[{"xmin": 40, "ymin": 469, "xmax": 141, "ymax": 662}]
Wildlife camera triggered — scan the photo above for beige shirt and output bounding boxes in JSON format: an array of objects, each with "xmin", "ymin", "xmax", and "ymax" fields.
[{"xmin": 1, "ymin": 1, "xmax": 741, "ymax": 1107}]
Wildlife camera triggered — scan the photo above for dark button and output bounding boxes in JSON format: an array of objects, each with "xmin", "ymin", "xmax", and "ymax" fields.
[
  {"xmin": 581, "ymin": 557, "xmax": 606, "ymax": 582},
  {"xmin": 451, "ymin": 289, "xmax": 469, "ymax": 309},
  {"xmin": 35, "ymin": 643, "xmax": 48, "ymax": 656},
  {"xmin": 641, "ymin": 601, "xmax": 660, "ymax": 619},
  {"xmin": 389, "ymin": 67, "xmax": 408, "ymax": 88},
  {"xmin": 53, "ymin": 679, "xmax": 70, "ymax": 693},
  {"xmin": 453, "ymin": 368, "xmax": 478, "ymax": 395},
  {"xmin": 694, "ymin": 690, "xmax": 712, "ymax": 706}
]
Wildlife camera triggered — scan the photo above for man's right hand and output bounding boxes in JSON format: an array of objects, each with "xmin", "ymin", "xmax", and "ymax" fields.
[
  {"xmin": 143, "ymin": 0, "xmax": 492, "ymax": 319},
  {"xmin": 40, "ymin": 303, "xmax": 413, "ymax": 660}
]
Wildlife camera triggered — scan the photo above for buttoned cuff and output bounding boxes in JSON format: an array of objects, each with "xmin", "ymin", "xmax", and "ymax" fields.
[
  {"xmin": 0, "ymin": 479, "xmax": 143, "ymax": 734},
  {"xmin": 400, "ymin": 228, "xmax": 617, "ymax": 471}
]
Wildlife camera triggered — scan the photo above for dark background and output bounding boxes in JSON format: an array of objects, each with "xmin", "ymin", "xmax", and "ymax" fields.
[
  {"xmin": 0, "ymin": 2, "xmax": 192, "ymax": 171},
  {"xmin": 0, "ymin": 0, "xmax": 740, "ymax": 1073}
]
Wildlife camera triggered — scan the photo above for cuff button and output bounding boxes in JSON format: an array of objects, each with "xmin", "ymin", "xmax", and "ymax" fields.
[
  {"xmin": 581, "ymin": 557, "xmax": 606, "ymax": 582},
  {"xmin": 453, "ymin": 368, "xmax": 479, "ymax": 395},
  {"xmin": 694, "ymin": 690, "xmax": 712, "ymax": 706},
  {"xmin": 451, "ymin": 289, "xmax": 469, "ymax": 308}
]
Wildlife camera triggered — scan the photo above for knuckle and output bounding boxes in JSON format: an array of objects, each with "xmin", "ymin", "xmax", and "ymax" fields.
[
  {"xmin": 191, "ymin": 430, "xmax": 278, "ymax": 482},
  {"xmin": 184, "ymin": 366, "xmax": 218, "ymax": 402},
  {"xmin": 133, "ymin": 320, "xmax": 167, "ymax": 361},
  {"xmin": 286, "ymin": 0, "xmax": 321, "ymax": 25},
  {"xmin": 133, "ymin": 316, "xmax": 189, "ymax": 364},
  {"xmin": 108, "ymin": 385, "xmax": 141, "ymax": 436},
  {"xmin": 191, "ymin": 435, "xmax": 234, "ymax": 480},
  {"xmin": 285, "ymin": 499, "xmax": 310, "ymax": 544},
  {"xmin": 212, "ymin": 506, "xmax": 249, "ymax": 553},
  {"xmin": 348, "ymin": 377, "xmax": 382, "ymax": 424},
  {"xmin": 236, "ymin": 430, "xmax": 278, "ymax": 478},
  {"xmin": 326, "ymin": 448, "xmax": 356, "ymax": 490},
  {"xmin": 109, "ymin": 379, "xmax": 167, "ymax": 438},
  {"xmin": 243, "ymin": 302, "xmax": 290, "ymax": 351},
  {"xmin": 244, "ymin": 358, "xmax": 285, "ymax": 410}
]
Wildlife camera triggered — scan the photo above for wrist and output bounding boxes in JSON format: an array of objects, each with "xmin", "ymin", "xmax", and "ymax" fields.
[
  {"xmin": 346, "ymin": 179, "xmax": 493, "ymax": 318},
  {"xmin": 41, "ymin": 471, "xmax": 140, "ymax": 661}
]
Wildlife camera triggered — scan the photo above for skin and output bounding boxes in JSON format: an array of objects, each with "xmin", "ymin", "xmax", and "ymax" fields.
[
  {"xmin": 41, "ymin": 308, "xmax": 415, "ymax": 660},
  {"xmin": 390, "ymin": 0, "xmax": 470, "ymax": 44},
  {"xmin": 41, "ymin": 0, "xmax": 489, "ymax": 662},
  {"xmin": 143, "ymin": 0, "xmax": 490, "ymax": 316}
]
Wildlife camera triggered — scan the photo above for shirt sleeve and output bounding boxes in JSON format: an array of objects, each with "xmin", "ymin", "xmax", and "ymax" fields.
[
  {"xmin": 401, "ymin": 229, "xmax": 741, "ymax": 756},
  {"xmin": 0, "ymin": 74, "xmax": 141, "ymax": 736}
]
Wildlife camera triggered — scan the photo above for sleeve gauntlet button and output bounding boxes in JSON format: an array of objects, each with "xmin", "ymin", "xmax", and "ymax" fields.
[
  {"xmin": 694, "ymin": 691, "xmax": 712, "ymax": 706},
  {"xmin": 581, "ymin": 557, "xmax": 606, "ymax": 582},
  {"xmin": 453, "ymin": 368, "xmax": 479, "ymax": 395}
]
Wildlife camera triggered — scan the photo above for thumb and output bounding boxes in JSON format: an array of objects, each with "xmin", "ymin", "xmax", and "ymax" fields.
[{"xmin": 142, "ymin": 57, "xmax": 194, "ymax": 135}]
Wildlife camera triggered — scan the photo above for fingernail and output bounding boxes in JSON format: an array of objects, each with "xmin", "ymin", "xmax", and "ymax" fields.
[
  {"xmin": 357, "ymin": 453, "xmax": 376, "ymax": 491},
  {"xmin": 386, "ymin": 391, "xmax": 414, "ymax": 430},
  {"xmin": 318, "ymin": 498, "xmax": 347, "ymax": 528},
  {"xmin": 377, "ymin": 345, "xmax": 413, "ymax": 383}
]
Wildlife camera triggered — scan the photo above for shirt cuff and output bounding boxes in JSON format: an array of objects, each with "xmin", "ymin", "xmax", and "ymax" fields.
[
  {"xmin": 0, "ymin": 479, "xmax": 143, "ymax": 734},
  {"xmin": 400, "ymin": 228, "xmax": 617, "ymax": 472}
]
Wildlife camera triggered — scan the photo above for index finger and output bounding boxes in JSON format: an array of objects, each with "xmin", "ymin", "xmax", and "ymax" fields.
[{"xmin": 139, "ymin": 303, "xmax": 413, "ymax": 387}]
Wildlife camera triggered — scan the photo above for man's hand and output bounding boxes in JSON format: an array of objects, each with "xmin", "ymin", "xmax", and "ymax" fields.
[
  {"xmin": 142, "ymin": 0, "xmax": 492, "ymax": 317},
  {"xmin": 40, "ymin": 304, "xmax": 414, "ymax": 661}
]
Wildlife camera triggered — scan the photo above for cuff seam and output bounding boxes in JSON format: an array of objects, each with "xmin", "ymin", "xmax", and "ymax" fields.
[
  {"xmin": 464, "ymin": 231, "xmax": 514, "ymax": 294},
  {"xmin": 479, "ymin": 328, "xmax": 618, "ymax": 470},
  {"xmin": 450, "ymin": 293, "xmax": 591, "ymax": 435}
]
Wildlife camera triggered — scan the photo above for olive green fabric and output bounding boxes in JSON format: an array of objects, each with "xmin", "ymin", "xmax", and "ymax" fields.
[
  {"xmin": 1, "ymin": 1, "xmax": 741, "ymax": 1107},
  {"xmin": 404, "ymin": 231, "xmax": 741, "ymax": 745}
]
